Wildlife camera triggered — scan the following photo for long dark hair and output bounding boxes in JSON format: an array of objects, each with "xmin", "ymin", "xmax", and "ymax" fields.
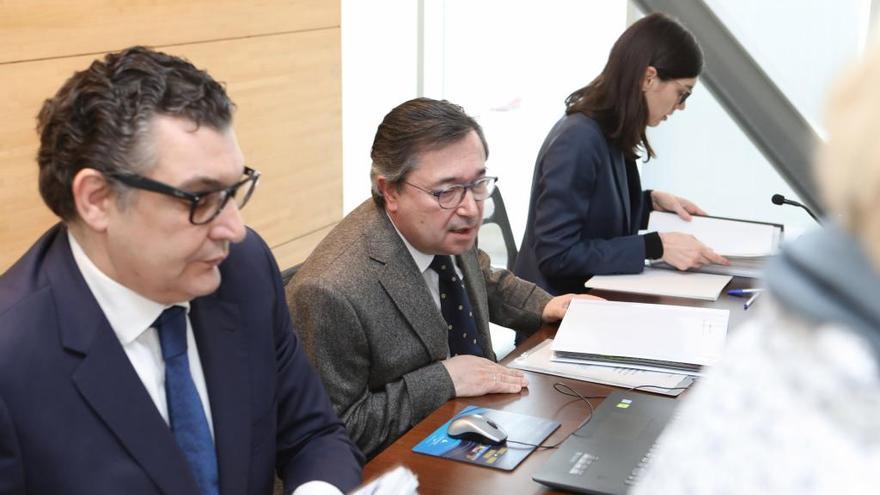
[{"xmin": 565, "ymin": 13, "xmax": 702, "ymax": 161}]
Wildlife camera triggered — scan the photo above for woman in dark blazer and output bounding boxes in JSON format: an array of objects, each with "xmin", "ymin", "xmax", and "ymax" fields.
[{"xmin": 514, "ymin": 13, "xmax": 729, "ymax": 295}]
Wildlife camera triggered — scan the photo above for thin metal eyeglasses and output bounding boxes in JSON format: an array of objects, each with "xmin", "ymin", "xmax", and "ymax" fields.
[
  {"xmin": 671, "ymin": 80, "xmax": 692, "ymax": 105},
  {"xmin": 403, "ymin": 176, "xmax": 498, "ymax": 209},
  {"xmin": 105, "ymin": 166, "xmax": 261, "ymax": 225}
]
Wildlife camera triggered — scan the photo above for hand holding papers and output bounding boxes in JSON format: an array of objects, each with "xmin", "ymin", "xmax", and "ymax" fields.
[
  {"xmin": 551, "ymin": 299, "xmax": 729, "ymax": 374},
  {"xmin": 647, "ymin": 211, "xmax": 784, "ymax": 278}
]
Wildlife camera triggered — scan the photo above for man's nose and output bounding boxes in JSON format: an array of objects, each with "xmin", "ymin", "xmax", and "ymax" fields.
[{"xmin": 210, "ymin": 200, "xmax": 247, "ymax": 244}]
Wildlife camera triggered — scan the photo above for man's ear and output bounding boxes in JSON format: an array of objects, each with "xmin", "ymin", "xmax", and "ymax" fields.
[
  {"xmin": 71, "ymin": 168, "xmax": 115, "ymax": 232},
  {"xmin": 377, "ymin": 176, "xmax": 401, "ymax": 213},
  {"xmin": 642, "ymin": 66, "xmax": 659, "ymax": 91}
]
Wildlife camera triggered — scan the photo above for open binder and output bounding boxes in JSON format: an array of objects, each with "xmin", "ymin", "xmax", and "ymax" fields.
[{"xmin": 646, "ymin": 211, "xmax": 784, "ymax": 278}]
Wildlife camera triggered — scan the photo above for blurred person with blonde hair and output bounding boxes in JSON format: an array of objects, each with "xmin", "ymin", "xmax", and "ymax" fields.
[{"xmin": 632, "ymin": 37, "xmax": 880, "ymax": 494}]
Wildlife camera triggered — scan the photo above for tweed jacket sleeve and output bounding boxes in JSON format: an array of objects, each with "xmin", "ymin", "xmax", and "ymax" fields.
[
  {"xmin": 290, "ymin": 277, "xmax": 456, "ymax": 458},
  {"xmin": 477, "ymin": 249, "xmax": 552, "ymax": 336}
]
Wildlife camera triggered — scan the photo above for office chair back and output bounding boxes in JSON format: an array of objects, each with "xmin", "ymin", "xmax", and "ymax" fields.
[
  {"xmin": 479, "ymin": 187, "xmax": 518, "ymax": 270},
  {"xmin": 280, "ymin": 263, "xmax": 302, "ymax": 287}
]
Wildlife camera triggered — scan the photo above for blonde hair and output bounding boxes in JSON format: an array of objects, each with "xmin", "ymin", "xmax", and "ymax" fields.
[{"xmin": 816, "ymin": 36, "xmax": 880, "ymax": 264}]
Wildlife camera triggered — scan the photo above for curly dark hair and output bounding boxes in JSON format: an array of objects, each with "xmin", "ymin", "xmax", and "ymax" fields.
[{"xmin": 36, "ymin": 46, "xmax": 235, "ymax": 221}]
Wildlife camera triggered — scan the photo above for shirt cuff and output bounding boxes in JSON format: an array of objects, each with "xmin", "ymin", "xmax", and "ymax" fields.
[
  {"xmin": 291, "ymin": 480, "xmax": 344, "ymax": 495},
  {"xmin": 642, "ymin": 232, "xmax": 663, "ymax": 260}
]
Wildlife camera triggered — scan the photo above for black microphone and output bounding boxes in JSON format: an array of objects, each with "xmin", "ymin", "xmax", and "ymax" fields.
[{"xmin": 771, "ymin": 194, "xmax": 820, "ymax": 222}]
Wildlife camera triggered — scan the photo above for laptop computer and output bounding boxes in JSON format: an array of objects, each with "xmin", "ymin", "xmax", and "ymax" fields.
[{"xmin": 532, "ymin": 391, "xmax": 679, "ymax": 494}]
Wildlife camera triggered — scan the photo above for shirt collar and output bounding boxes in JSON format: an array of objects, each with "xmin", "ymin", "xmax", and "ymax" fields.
[
  {"xmin": 385, "ymin": 211, "xmax": 435, "ymax": 273},
  {"xmin": 68, "ymin": 230, "xmax": 190, "ymax": 345}
]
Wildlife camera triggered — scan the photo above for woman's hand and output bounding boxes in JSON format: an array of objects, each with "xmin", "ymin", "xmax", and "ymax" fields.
[
  {"xmin": 659, "ymin": 232, "xmax": 730, "ymax": 270},
  {"xmin": 651, "ymin": 190, "xmax": 706, "ymax": 221}
]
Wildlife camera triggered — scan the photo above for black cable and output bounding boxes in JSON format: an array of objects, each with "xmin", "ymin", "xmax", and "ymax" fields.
[
  {"xmin": 505, "ymin": 383, "xmax": 606, "ymax": 449},
  {"xmin": 504, "ymin": 382, "xmax": 694, "ymax": 448}
]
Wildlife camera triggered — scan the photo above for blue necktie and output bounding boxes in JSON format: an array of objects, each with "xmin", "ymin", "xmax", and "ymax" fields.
[
  {"xmin": 430, "ymin": 255, "xmax": 483, "ymax": 356},
  {"xmin": 154, "ymin": 306, "xmax": 219, "ymax": 495}
]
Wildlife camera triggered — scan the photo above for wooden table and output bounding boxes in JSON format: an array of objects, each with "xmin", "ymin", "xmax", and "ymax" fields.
[{"xmin": 363, "ymin": 277, "xmax": 758, "ymax": 494}]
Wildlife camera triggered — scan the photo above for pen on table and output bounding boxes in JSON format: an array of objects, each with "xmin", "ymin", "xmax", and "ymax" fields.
[
  {"xmin": 743, "ymin": 291, "xmax": 761, "ymax": 310},
  {"xmin": 727, "ymin": 288, "xmax": 765, "ymax": 297}
]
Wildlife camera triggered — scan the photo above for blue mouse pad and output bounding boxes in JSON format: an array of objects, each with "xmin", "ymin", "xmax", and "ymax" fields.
[{"xmin": 412, "ymin": 405, "xmax": 560, "ymax": 471}]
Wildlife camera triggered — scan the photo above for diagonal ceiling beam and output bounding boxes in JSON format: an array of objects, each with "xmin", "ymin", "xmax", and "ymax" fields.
[{"xmin": 631, "ymin": 0, "xmax": 824, "ymax": 215}]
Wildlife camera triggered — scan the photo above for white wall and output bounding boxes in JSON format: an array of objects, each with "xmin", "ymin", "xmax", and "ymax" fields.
[
  {"xmin": 341, "ymin": 0, "xmax": 419, "ymax": 213},
  {"xmin": 642, "ymin": 1, "xmax": 871, "ymax": 239},
  {"xmin": 343, "ymin": 1, "xmax": 870, "ymax": 242},
  {"xmin": 419, "ymin": 0, "xmax": 627, "ymax": 244}
]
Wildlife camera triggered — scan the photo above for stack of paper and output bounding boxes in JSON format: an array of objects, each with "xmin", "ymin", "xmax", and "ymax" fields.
[
  {"xmin": 646, "ymin": 211, "xmax": 783, "ymax": 278},
  {"xmin": 551, "ymin": 299, "xmax": 729, "ymax": 374},
  {"xmin": 510, "ymin": 339, "xmax": 694, "ymax": 396},
  {"xmin": 585, "ymin": 267, "xmax": 732, "ymax": 301}
]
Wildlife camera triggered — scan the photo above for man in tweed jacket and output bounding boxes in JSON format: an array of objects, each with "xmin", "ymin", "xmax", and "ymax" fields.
[{"xmin": 287, "ymin": 98, "xmax": 586, "ymax": 457}]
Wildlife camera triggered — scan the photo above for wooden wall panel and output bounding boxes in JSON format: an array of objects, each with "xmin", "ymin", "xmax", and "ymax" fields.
[
  {"xmin": 271, "ymin": 223, "xmax": 337, "ymax": 271},
  {"xmin": 181, "ymin": 30, "xmax": 342, "ymax": 256},
  {"xmin": 0, "ymin": 0, "xmax": 338, "ymax": 63},
  {"xmin": 0, "ymin": 3, "xmax": 341, "ymax": 273}
]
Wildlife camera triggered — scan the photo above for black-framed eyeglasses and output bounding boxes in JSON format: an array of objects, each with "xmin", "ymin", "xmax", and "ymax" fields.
[
  {"xmin": 404, "ymin": 176, "xmax": 498, "ymax": 209},
  {"xmin": 105, "ymin": 166, "xmax": 260, "ymax": 225},
  {"xmin": 671, "ymin": 80, "xmax": 693, "ymax": 105}
]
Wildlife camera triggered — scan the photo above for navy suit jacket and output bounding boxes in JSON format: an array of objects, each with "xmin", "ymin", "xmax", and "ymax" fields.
[
  {"xmin": 0, "ymin": 224, "xmax": 362, "ymax": 495},
  {"xmin": 514, "ymin": 113, "xmax": 653, "ymax": 295}
]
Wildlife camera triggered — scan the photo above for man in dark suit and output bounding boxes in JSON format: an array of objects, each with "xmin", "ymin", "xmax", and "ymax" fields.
[
  {"xmin": 0, "ymin": 46, "xmax": 362, "ymax": 495},
  {"xmin": 287, "ymin": 98, "xmax": 592, "ymax": 457}
]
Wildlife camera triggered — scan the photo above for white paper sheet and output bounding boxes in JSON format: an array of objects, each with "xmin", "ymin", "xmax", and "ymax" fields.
[
  {"xmin": 585, "ymin": 267, "xmax": 732, "ymax": 301},
  {"xmin": 510, "ymin": 339, "xmax": 693, "ymax": 396},
  {"xmin": 647, "ymin": 211, "xmax": 781, "ymax": 257},
  {"xmin": 551, "ymin": 299, "xmax": 729, "ymax": 368}
]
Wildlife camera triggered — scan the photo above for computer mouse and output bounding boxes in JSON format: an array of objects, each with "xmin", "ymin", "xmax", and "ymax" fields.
[{"xmin": 447, "ymin": 413, "xmax": 508, "ymax": 444}]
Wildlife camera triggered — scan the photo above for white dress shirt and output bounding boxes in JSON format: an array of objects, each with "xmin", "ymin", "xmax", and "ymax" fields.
[
  {"xmin": 386, "ymin": 212, "xmax": 465, "ymax": 311},
  {"xmin": 68, "ymin": 231, "xmax": 215, "ymax": 437}
]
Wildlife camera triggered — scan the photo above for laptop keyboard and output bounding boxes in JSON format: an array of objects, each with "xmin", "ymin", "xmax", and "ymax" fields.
[
  {"xmin": 624, "ymin": 441, "xmax": 658, "ymax": 486},
  {"xmin": 567, "ymin": 452, "xmax": 599, "ymax": 476}
]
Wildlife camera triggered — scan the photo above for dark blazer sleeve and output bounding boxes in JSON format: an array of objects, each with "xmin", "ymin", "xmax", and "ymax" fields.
[
  {"xmin": 292, "ymin": 279, "xmax": 455, "ymax": 458},
  {"xmin": 530, "ymin": 120, "xmax": 647, "ymax": 277},
  {"xmin": 255, "ymin": 238, "xmax": 364, "ymax": 492}
]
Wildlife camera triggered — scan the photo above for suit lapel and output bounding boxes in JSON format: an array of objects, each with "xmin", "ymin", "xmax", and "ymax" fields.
[
  {"xmin": 48, "ymin": 229, "xmax": 198, "ymax": 495},
  {"xmin": 72, "ymin": 326, "xmax": 198, "ymax": 495},
  {"xmin": 190, "ymin": 296, "xmax": 250, "ymax": 495},
  {"xmin": 367, "ymin": 206, "xmax": 449, "ymax": 361}
]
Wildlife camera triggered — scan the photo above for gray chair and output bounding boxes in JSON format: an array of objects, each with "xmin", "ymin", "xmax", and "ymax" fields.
[{"xmin": 479, "ymin": 186, "xmax": 518, "ymax": 271}]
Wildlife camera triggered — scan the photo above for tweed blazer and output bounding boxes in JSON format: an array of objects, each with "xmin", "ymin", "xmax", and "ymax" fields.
[{"xmin": 287, "ymin": 200, "xmax": 551, "ymax": 457}]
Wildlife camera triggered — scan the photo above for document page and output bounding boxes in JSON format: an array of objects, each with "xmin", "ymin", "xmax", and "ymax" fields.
[
  {"xmin": 510, "ymin": 339, "xmax": 693, "ymax": 395},
  {"xmin": 585, "ymin": 267, "xmax": 732, "ymax": 301},
  {"xmin": 551, "ymin": 299, "xmax": 729, "ymax": 368},
  {"xmin": 647, "ymin": 211, "xmax": 780, "ymax": 257}
]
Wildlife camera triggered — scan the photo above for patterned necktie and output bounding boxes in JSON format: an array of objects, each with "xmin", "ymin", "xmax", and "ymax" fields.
[
  {"xmin": 429, "ymin": 255, "xmax": 483, "ymax": 356},
  {"xmin": 154, "ymin": 306, "xmax": 219, "ymax": 495}
]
